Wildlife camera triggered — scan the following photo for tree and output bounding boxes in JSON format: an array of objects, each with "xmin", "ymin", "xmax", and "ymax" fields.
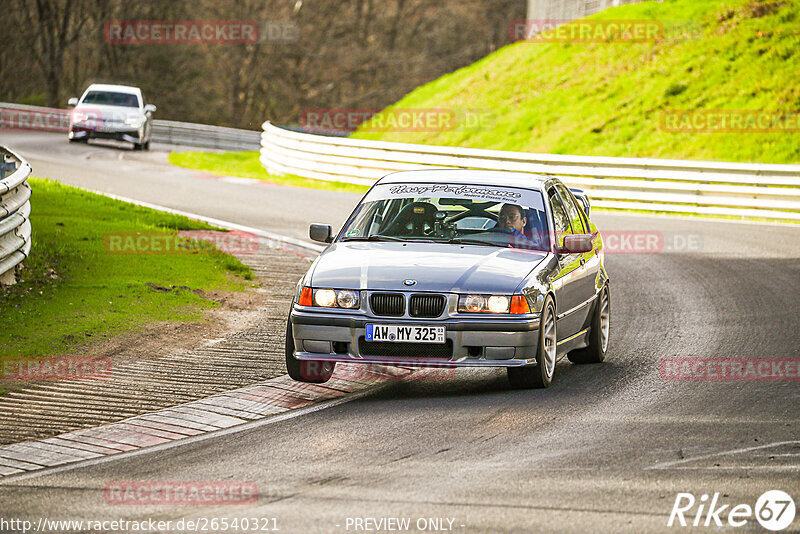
[{"xmin": 14, "ymin": 0, "xmax": 94, "ymax": 107}]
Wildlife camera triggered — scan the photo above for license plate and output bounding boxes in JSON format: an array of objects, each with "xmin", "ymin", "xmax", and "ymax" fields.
[{"xmin": 366, "ymin": 324, "xmax": 446, "ymax": 343}]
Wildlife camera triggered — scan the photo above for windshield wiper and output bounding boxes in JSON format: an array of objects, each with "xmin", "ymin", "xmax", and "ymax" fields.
[
  {"xmin": 448, "ymin": 237, "xmax": 548, "ymax": 252},
  {"xmin": 446, "ymin": 237, "xmax": 496, "ymax": 246},
  {"xmin": 342, "ymin": 235, "xmax": 407, "ymax": 242}
]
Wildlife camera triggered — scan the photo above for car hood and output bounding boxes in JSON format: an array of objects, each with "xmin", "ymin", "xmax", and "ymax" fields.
[{"xmin": 309, "ymin": 242, "xmax": 547, "ymax": 293}]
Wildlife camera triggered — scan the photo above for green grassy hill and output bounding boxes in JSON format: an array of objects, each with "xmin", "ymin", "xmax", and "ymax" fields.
[{"xmin": 353, "ymin": 0, "xmax": 800, "ymax": 163}]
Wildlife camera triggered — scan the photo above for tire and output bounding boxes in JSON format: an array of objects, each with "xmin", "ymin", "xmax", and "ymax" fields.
[
  {"xmin": 143, "ymin": 141, "xmax": 150, "ymax": 151},
  {"xmin": 507, "ymin": 296, "xmax": 556, "ymax": 389},
  {"xmin": 568, "ymin": 285, "xmax": 610, "ymax": 364},
  {"xmin": 132, "ymin": 142, "xmax": 143, "ymax": 151},
  {"xmin": 285, "ymin": 317, "xmax": 335, "ymax": 383}
]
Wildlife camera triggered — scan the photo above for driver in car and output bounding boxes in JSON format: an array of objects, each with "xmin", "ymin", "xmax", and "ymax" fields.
[
  {"xmin": 498, "ymin": 203, "xmax": 528, "ymax": 239},
  {"xmin": 494, "ymin": 203, "xmax": 544, "ymax": 250}
]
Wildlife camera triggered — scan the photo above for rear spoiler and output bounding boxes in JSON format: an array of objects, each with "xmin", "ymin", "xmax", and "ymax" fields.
[{"xmin": 569, "ymin": 188, "xmax": 591, "ymax": 219}]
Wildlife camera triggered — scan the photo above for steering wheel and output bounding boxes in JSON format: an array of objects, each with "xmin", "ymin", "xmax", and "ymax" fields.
[{"xmin": 384, "ymin": 202, "xmax": 439, "ymax": 236}]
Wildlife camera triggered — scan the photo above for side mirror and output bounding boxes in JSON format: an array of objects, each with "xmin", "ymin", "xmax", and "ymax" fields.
[
  {"xmin": 67, "ymin": 97, "xmax": 78, "ymax": 108},
  {"xmin": 144, "ymin": 104, "xmax": 157, "ymax": 114},
  {"xmin": 560, "ymin": 234, "xmax": 593, "ymax": 254},
  {"xmin": 309, "ymin": 223, "xmax": 333, "ymax": 243}
]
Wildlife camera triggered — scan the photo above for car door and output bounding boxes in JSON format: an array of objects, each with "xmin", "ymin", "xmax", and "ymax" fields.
[
  {"xmin": 547, "ymin": 187, "xmax": 584, "ymax": 342},
  {"xmin": 555, "ymin": 183, "xmax": 598, "ymax": 332}
]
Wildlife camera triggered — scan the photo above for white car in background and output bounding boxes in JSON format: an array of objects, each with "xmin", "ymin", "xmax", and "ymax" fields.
[{"xmin": 67, "ymin": 84, "xmax": 156, "ymax": 150}]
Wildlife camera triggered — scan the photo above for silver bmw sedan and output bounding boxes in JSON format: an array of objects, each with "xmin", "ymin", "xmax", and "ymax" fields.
[{"xmin": 286, "ymin": 169, "xmax": 610, "ymax": 388}]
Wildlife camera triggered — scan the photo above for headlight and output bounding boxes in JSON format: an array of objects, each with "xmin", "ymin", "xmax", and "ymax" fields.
[
  {"xmin": 301, "ymin": 288, "xmax": 360, "ymax": 309},
  {"xmin": 487, "ymin": 296, "xmax": 510, "ymax": 314},
  {"xmin": 314, "ymin": 289, "xmax": 337, "ymax": 307},
  {"xmin": 124, "ymin": 116, "xmax": 144, "ymax": 127},
  {"xmin": 461, "ymin": 295, "xmax": 486, "ymax": 313},
  {"xmin": 72, "ymin": 112, "xmax": 89, "ymax": 122},
  {"xmin": 336, "ymin": 290, "xmax": 359, "ymax": 309},
  {"xmin": 458, "ymin": 294, "xmax": 528, "ymax": 314}
]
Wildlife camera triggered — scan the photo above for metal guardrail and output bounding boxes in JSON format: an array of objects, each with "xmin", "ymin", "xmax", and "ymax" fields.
[
  {"xmin": 260, "ymin": 121, "xmax": 800, "ymax": 221},
  {"xmin": 0, "ymin": 146, "xmax": 32, "ymax": 285},
  {"xmin": 0, "ymin": 103, "xmax": 261, "ymax": 151},
  {"xmin": 151, "ymin": 120, "xmax": 261, "ymax": 151}
]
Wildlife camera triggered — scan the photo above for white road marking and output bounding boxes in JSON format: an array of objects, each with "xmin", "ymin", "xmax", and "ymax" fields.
[
  {"xmin": 218, "ymin": 176, "xmax": 261, "ymax": 185},
  {"xmin": 647, "ymin": 440, "xmax": 800, "ymax": 470}
]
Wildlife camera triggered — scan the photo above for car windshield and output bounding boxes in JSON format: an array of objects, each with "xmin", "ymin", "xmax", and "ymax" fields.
[
  {"xmin": 81, "ymin": 91, "xmax": 140, "ymax": 108},
  {"xmin": 339, "ymin": 182, "xmax": 550, "ymax": 251}
]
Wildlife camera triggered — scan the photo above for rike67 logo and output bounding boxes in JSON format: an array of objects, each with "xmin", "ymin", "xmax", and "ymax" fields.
[{"xmin": 668, "ymin": 490, "xmax": 796, "ymax": 531}]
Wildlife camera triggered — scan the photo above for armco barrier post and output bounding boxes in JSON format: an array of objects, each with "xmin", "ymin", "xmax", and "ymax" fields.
[{"xmin": 0, "ymin": 147, "xmax": 33, "ymax": 286}]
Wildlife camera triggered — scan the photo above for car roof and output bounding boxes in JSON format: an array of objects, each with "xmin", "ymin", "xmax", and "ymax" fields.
[
  {"xmin": 376, "ymin": 169, "xmax": 554, "ymax": 191},
  {"xmin": 83, "ymin": 84, "xmax": 142, "ymax": 95}
]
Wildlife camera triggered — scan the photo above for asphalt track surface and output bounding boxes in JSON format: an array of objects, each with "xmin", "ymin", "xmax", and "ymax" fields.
[{"xmin": 0, "ymin": 131, "xmax": 798, "ymax": 533}]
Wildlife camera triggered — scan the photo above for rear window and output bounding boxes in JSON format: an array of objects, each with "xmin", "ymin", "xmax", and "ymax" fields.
[{"xmin": 81, "ymin": 91, "xmax": 140, "ymax": 108}]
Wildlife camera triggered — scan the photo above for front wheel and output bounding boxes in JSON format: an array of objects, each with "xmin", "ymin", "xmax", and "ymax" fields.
[
  {"xmin": 568, "ymin": 285, "xmax": 610, "ymax": 364},
  {"xmin": 507, "ymin": 296, "xmax": 556, "ymax": 389},
  {"xmin": 285, "ymin": 317, "xmax": 335, "ymax": 383}
]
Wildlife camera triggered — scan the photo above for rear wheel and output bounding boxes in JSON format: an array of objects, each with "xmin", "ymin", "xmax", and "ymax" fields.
[
  {"xmin": 285, "ymin": 317, "xmax": 335, "ymax": 383},
  {"xmin": 568, "ymin": 285, "xmax": 610, "ymax": 364},
  {"xmin": 507, "ymin": 296, "xmax": 556, "ymax": 389}
]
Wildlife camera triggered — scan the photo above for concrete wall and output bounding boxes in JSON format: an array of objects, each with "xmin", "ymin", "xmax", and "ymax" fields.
[{"xmin": 527, "ymin": 0, "xmax": 645, "ymax": 22}]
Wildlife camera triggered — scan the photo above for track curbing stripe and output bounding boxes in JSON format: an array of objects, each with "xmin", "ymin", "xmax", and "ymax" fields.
[{"xmin": 0, "ymin": 364, "xmax": 417, "ymax": 482}]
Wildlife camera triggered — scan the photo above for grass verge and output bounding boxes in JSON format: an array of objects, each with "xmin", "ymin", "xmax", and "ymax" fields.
[
  {"xmin": 0, "ymin": 178, "xmax": 255, "ymax": 367},
  {"xmin": 168, "ymin": 151, "xmax": 369, "ymax": 194}
]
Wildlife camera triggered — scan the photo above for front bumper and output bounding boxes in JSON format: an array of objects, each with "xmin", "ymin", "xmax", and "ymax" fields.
[
  {"xmin": 69, "ymin": 126, "xmax": 142, "ymax": 144},
  {"xmin": 291, "ymin": 308, "xmax": 540, "ymax": 368}
]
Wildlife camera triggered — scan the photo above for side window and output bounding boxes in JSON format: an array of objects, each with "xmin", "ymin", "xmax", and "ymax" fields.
[
  {"xmin": 555, "ymin": 184, "xmax": 587, "ymax": 235},
  {"xmin": 547, "ymin": 188, "xmax": 572, "ymax": 247}
]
